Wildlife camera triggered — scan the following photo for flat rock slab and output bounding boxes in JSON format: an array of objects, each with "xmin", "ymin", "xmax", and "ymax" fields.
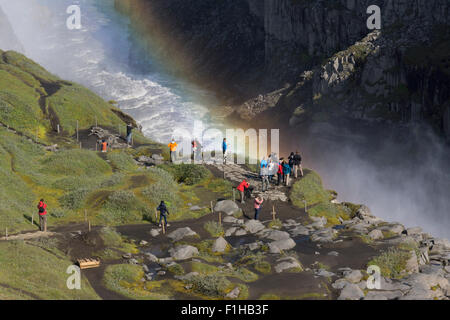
[{"xmin": 338, "ymin": 283, "xmax": 365, "ymax": 300}]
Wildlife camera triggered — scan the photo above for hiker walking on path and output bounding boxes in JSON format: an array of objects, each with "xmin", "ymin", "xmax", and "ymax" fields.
[
  {"xmin": 157, "ymin": 201, "xmax": 170, "ymax": 228},
  {"xmin": 254, "ymin": 196, "xmax": 264, "ymax": 220},
  {"xmin": 222, "ymin": 138, "xmax": 229, "ymax": 164},
  {"xmin": 293, "ymin": 151, "xmax": 304, "ymax": 178},
  {"xmin": 37, "ymin": 199, "xmax": 47, "ymax": 232},
  {"xmin": 237, "ymin": 179, "xmax": 249, "ymax": 204},
  {"xmin": 283, "ymin": 160, "xmax": 291, "ymax": 187},
  {"xmin": 260, "ymin": 163, "xmax": 270, "ymax": 192},
  {"xmin": 126, "ymin": 123, "xmax": 133, "ymax": 146},
  {"xmin": 168, "ymin": 139, "xmax": 178, "ymax": 163}
]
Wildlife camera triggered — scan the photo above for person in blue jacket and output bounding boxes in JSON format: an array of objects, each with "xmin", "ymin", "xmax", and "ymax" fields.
[
  {"xmin": 157, "ymin": 201, "xmax": 170, "ymax": 228},
  {"xmin": 222, "ymin": 138, "xmax": 228, "ymax": 164},
  {"xmin": 282, "ymin": 160, "xmax": 292, "ymax": 187}
]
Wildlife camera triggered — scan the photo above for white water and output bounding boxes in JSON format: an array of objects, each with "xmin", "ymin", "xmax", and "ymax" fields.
[{"xmin": 0, "ymin": 0, "xmax": 221, "ymax": 147}]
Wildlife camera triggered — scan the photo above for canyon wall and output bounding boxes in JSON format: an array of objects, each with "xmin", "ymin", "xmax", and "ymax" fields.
[{"xmin": 117, "ymin": 0, "xmax": 450, "ymax": 139}]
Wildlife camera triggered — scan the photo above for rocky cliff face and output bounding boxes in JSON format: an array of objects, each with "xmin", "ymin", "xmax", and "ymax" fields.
[
  {"xmin": 0, "ymin": 5, "xmax": 23, "ymax": 52},
  {"xmin": 117, "ymin": 0, "xmax": 450, "ymax": 140}
]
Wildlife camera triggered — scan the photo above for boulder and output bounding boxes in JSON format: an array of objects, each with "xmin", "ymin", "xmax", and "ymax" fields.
[
  {"xmin": 226, "ymin": 287, "xmax": 241, "ymax": 299},
  {"xmin": 167, "ymin": 227, "xmax": 198, "ymax": 242},
  {"xmin": 243, "ymin": 220, "xmax": 265, "ymax": 234},
  {"xmin": 268, "ymin": 238, "xmax": 296, "ymax": 254},
  {"xmin": 275, "ymin": 257, "xmax": 302, "ymax": 273},
  {"xmin": 368, "ymin": 229, "xmax": 384, "ymax": 240},
  {"xmin": 405, "ymin": 251, "xmax": 419, "ymax": 274},
  {"xmin": 316, "ymin": 269, "xmax": 335, "ymax": 277},
  {"xmin": 364, "ymin": 290, "xmax": 403, "ymax": 300},
  {"xmin": 189, "ymin": 205, "xmax": 202, "ymax": 211},
  {"xmin": 235, "ymin": 228, "xmax": 247, "ymax": 236},
  {"xmin": 169, "ymin": 245, "xmax": 199, "ymax": 261},
  {"xmin": 344, "ymin": 270, "xmax": 363, "ymax": 283},
  {"xmin": 223, "ymin": 216, "xmax": 238, "ymax": 224},
  {"xmin": 225, "ymin": 227, "xmax": 237, "ymax": 237},
  {"xmin": 144, "ymin": 252, "xmax": 159, "ymax": 263},
  {"xmin": 338, "ymin": 283, "xmax": 365, "ymax": 300},
  {"xmin": 214, "ymin": 200, "xmax": 240, "ymax": 216},
  {"xmin": 149, "ymin": 229, "xmax": 160, "ymax": 237},
  {"xmin": 212, "ymin": 237, "xmax": 230, "ymax": 253},
  {"xmin": 379, "ymin": 223, "xmax": 405, "ymax": 236}
]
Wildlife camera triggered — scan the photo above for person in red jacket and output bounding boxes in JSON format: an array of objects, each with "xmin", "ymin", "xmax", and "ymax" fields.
[
  {"xmin": 277, "ymin": 161, "xmax": 283, "ymax": 186},
  {"xmin": 237, "ymin": 179, "xmax": 249, "ymax": 204},
  {"xmin": 37, "ymin": 199, "xmax": 47, "ymax": 232}
]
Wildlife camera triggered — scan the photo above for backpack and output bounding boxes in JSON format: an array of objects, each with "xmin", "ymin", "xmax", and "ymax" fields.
[
  {"xmin": 39, "ymin": 205, "xmax": 45, "ymax": 213},
  {"xmin": 289, "ymin": 158, "xmax": 294, "ymax": 167}
]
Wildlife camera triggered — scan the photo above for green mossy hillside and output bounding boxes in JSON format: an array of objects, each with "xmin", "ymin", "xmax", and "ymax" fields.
[{"xmin": 290, "ymin": 169, "xmax": 352, "ymax": 225}]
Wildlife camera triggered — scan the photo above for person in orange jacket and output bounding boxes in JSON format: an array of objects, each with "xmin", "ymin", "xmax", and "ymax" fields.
[
  {"xmin": 101, "ymin": 139, "xmax": 108, "ymax": 153},
  {"xmin": 237, "ymin": 179, "xmax": 249, "ymax": 204},
  {"xmin": 168, "ymin": 139, "xmax": 178, "ymax": 163}
]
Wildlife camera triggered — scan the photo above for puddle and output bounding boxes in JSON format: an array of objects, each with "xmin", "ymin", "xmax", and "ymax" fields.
[{"xmin": 226, "ymin": 235, "xmax": 258, "ymax": 248}]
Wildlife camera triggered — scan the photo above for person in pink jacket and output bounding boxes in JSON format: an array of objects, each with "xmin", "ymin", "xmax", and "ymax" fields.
[{"xmin": 254, "ymin": 196, "xmax": 264, "ymax": 220}]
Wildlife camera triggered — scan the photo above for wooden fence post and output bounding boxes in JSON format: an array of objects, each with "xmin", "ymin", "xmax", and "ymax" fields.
[
  {"xmin": 272, "ymin": 205, "xmax": 276, "ymax": 221},
  {"xmin": 57, "ymin": 124, "xmax": 60, "ymax": 134},
  {"xmin": 88, "ymin": 220, "xmax": 91, "ymax": 232},
  {"xmin": 31, "ymin": 213, "xmax": 34, "ymax": 226},
  {"xmin": 84, "ymin": 209, "xmax": 87, "ymax": 222},
  {"xmin": 210, "ymin": 201, "xmax": 214, "ymax": 213},
  {"xmin": 303, "ymin": 200, "xmax": 308, "ymax": 213},
  {"xmin": 162, "ymin": 222, "xmax": 165, "ymax": 235}
]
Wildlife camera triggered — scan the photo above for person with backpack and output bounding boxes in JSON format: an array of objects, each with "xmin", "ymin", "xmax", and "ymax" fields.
[
  {"xmin": 283, "ymin": 160, "xmax": 292, "ymax": 187},
  {"xmin": 237, "ymin": 179, "xmax": 249, "ymax": 204},
  {"xmin": 260, "ymin": 157, "xmax": 268, "ymax": 169},
  {"xmin": 293, "ymin": 151, "xmax": 304, "ymax": 178},
  {"xmin": 288, "ymin": 152, "xmax": 295, "ymax": 171},
  {"xmin": 260, "ymin": 163, "xmax": 270, "ymax": 192},
  {"xmin": 37, "ymin": 199, "xmax": 47, "ymax": 232},
  {"xmin": 168, "ymin": 139, "xmax": 178, "ymax": 163},
  {"xmin": 254, "ymin": 196, "xmax": 264, "ymax": 220},
  {"xmin": 277, "ymin": 160, "xmax": 283, "ymax": 186},
  {"xmin": 126, "ymin": 123, "xmax": 133, "ymax": 146},
  {"xmin": 157, "ymin": 201, "xmax": 170, "ymax": 228}
]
